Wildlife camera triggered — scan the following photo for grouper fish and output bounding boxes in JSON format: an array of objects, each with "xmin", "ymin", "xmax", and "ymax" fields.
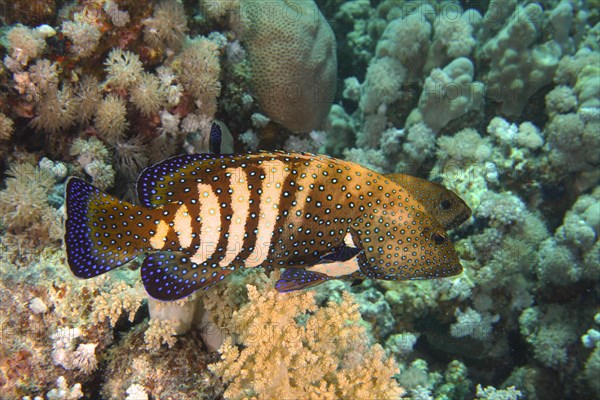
[{"xmin": 65, "ymin": 151, "xmax": 465, "ymax": 300}]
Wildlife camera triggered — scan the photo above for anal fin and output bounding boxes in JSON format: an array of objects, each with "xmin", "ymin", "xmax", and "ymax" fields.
[{"xmin": 141, "ymin": 252, "xmax": 231, "ymax": 300}]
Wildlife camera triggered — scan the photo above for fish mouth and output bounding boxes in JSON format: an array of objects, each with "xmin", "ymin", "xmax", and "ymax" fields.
[{"xmin": 448, "ymin": 209, "xmax": 472, "ymax": 230}]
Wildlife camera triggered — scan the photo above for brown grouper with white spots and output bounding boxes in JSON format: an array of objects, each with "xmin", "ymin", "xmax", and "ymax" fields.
[{"xmin": 65, "ymin": 151, "xmax": 468, "ymax": 300}]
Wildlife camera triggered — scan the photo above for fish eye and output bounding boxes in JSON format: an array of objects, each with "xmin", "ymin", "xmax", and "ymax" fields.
[
  {"xmin": 432, "ymin": 232, "xmax": 446, "ymax": 245},
  {"xmin": 440, "ymin": 199, "xmax": 452, "ymax": 210}
]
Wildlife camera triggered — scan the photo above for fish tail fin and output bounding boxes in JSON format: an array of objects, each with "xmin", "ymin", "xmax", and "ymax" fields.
[{"xmin": 65, "ymin": 177, "xmax": 149, "ymax": 278}]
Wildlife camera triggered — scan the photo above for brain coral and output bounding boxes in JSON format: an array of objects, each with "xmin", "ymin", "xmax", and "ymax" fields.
[{"xmin": 235, "ymin": 0, "xmax": 337, "ymax": 133}]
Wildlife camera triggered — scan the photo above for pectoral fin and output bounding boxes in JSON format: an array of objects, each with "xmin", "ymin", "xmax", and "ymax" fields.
[
  {"xmin": 319, "ymin": 244, "xmax": 361, "ymax": 263},
  {"xmin": 275, "ymin": 268, "xmax": 331, "ymax": 292}
]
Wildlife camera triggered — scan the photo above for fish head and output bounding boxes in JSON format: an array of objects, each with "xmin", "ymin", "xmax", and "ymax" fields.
[
  {"xmin": 386, "ymin": 174, "xmax": 472, "ymax": 230},
  {"xmin": 352, "ymin": 184, "xmax": 462, "ymax": 281}
]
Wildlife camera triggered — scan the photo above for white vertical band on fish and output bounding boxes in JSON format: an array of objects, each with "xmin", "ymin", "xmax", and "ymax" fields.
[
  {"xmin": 173, "ymin": 204, "xmax": 193, "ymax": 249},
  {"xmin": 191, "ymin": 183, "xmax": 221, "ymax": 264},
  {"xmin": 245, "ymin": 160, "xmax": 289, "ymax": 268},
  {"xmin": 219, "ymin": 167, "xmax": 251, "ymax": 268},
  {"xmin": 150, "ymin": 219, "xmax": 169, "ymax": 250}
]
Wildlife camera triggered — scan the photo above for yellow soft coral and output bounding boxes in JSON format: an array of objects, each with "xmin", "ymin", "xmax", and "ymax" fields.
[
  {"xmin": 89, "ymin": 278, "xmax": 144, "ymax": 327},
  {"xmin": 209, "ymin": 285, "xmax": 404, "ymax": 399},
  {"xmin": 174, "ymin": 38, "xmax": 221, "ymax": 119}
]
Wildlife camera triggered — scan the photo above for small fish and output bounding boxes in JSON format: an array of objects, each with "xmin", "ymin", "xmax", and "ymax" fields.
[
  {"xmin": 65, "ymin": 152, "xmax": 463, "ymax": 300},
  {"xmin": 209, "ymin": 123, "xmax": 222, "ymax": 154}
]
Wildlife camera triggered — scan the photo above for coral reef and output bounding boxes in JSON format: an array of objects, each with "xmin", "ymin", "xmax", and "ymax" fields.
[{"xmin": 0, "ymin": 0, "xmax": 599, "ymax": 398}]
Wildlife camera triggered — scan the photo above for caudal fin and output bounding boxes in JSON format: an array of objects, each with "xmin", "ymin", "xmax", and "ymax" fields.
[{"xmin": 64, "ymin": 177, "xmax": 148, "ymax": 278}]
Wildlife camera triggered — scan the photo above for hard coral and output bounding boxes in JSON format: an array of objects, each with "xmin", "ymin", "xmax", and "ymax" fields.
[
  {"xmin": 477, "ymin": 3, "xmax": 574, "ymax": 116},
  {"xmin": 46, "ymin": 376, "xmax": 84, "ymax": 400},
  {"xmin": 144, "ymin": 319, "xmax": 179, "ymax": 351},
  {"xmin": 234, "ymin": 0, "xmax": 337, "ymax": 133},
  {"xmin": 413, "ymin": 57, "xmax": 484, "ymax": 132},
  {"xmin": 102, "ymin": 323, "xmax": 223, "ymax": 399},
  {"xmin": 376, "ymin": 8, "xmax": 431, "ymax": 79},
  {"xmin": 359, "ymin": 56, "xmax": 406, "ymax": 117}
]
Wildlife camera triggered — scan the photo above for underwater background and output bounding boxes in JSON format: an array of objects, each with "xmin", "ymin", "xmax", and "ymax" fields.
[{"xmin": 0, "ymin": 0, "xmax": 599, "ymax": 399}]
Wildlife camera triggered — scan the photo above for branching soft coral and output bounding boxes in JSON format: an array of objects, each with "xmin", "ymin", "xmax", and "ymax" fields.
[
  {"xmin": 0, "ymin": 112, "xmax": 14, "ymax": 140},
  {"xmin": 0, "ymin": 162, "xmax": 54, "ymax": 230},
  {"xmin": 175, "ymin": 38, "xmax": 221, "ymax": 119},
  {"xmin": 142, "ymin": 0, "xmax": 188, "ymax": 50},
  {"xmin": 89, "ymin": 279, "xmax": 144, "ymax": 327},
  {"xmin": 209, "ymin": 285, "xmax": 404, "ymax": 400},
  {"xmin": 95, "ymin": 94, "xmax": 129, "ymax": 144}
]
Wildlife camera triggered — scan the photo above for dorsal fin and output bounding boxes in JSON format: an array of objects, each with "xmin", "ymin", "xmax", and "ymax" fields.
[
  {"xmin": 136, "ymin": 151, "xmax": 300, "ymax": 208},
  {"xmin": 137, "ymin": 153, "xmax": 223, "ymax": 208}
]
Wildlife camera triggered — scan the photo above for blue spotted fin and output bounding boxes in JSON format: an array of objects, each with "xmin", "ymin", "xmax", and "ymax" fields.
[
  {"xmin": 141, "ymin": 251, "xmax": 232, "ymax": 300},
  {"xmin": 275, "ymin": 268, "xmax": 368, "ymax": 292},
  {"xmin": 65, "ymin": 178, "xmax": 150, "ymax": 278},
  {"xmin": 137, "ymin": 153, "xmax": 217, "ymax": 208},
  {"xmin": 275, "ymin": 268, "xmax": 331, "ymax": 292}
]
